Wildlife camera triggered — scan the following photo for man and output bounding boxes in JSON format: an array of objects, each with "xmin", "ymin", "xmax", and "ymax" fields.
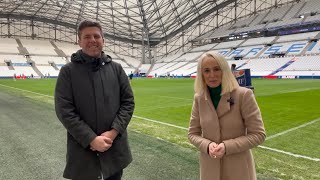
[
  {"xmin": 55, "ymin": 19, "xmax": 135, "ymax": 180},
  {"xmin": 128, "ymin": 72, "xmax": 133, "ymax": 84},
  {"xmin": 231, "ymin": 63, "xmax": 236, "ymax": 71}
]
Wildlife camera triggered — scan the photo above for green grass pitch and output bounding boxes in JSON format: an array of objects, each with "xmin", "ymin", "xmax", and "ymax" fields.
[{"xmin": 0, "ymin": 78, "xmax": 319, "ymax": 179}]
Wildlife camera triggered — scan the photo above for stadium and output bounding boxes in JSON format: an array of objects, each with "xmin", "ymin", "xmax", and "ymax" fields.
[{"xmin": 0, "ymin": 0, "xmax": 319, "ymax": 179}]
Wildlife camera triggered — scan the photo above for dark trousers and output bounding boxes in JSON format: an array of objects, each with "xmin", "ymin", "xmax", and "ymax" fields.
[{"xmin": 104, "ymin": 170, "xmax": 123, "ymax": 180}]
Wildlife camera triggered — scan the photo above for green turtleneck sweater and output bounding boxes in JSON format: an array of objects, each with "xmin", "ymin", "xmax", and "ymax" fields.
[{"xmin": 208, "ymin": 85, "xmax": 222, "ymax": 109}]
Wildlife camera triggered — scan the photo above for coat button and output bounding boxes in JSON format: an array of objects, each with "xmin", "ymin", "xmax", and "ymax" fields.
[{"xmin": 97, "ymin": 153, "xmax": 99, "ymax": 156}]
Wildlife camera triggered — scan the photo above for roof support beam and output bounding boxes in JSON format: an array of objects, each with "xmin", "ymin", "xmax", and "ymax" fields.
[
  {"xmin": 0, "ymin": 13, "xmax": 148, "ymax": 45},
  {"xmin": 137, "ymin": 0, "xmax": 152, "ymax": 63},
  {"xmin": 0, "ymin": 13, "xmax": 76, "ymax": 28},
  {"xmin": 158, "ymin": 0, "xmax": 237, "ymax": 44}
]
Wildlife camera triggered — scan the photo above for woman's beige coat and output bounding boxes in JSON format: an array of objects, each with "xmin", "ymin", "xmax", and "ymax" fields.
[{"xmin": 188, "ymin": 87, "xmax": 266, "ymax": 180}]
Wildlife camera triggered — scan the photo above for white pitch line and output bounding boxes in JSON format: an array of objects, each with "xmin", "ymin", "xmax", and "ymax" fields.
[
  {"xmin": 1, "ymin": 83, "xmax": 319, "ymax": 162},
  {"xmin": 259, "ymin": 145, "xmax": 320, "ymax": 161},
  {"xmin": 258, "ymin": 87, "xmax": 320, "ymax": 96},
  {"xmin": 132, "ymin": 115, "xmax": 320, "ymax": 162},
  {"xmin": 0, "ymin": 83, "xmax": 189, "ymax": 131},
  {"xmin": 266, "ymin": 118, "xmax": 320, "ymax": 140},
  {"xmin": 137, "ymin": 103, "xmax": 190, "ymax": 112},
  {"xmin": 158, "ymin": 95, "xmax": 193, "ymax": 101},
  {"xmin": 0, "ymin": 83, "xmax": 52, "ymax": 98},
  {"xmin": 134, "ymin": 114, "xmax": 320, "ymax": 162},
  {"xmin": 133, "ymin": 115, "xmax": 188, "ymax": 130}
]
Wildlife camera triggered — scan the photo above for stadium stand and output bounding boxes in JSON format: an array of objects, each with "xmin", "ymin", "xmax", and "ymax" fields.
[
  {"xmin": 0, "ymin": 38, "xmax": 20, "ymax": 54},
  {"xmin": 117, "ymin": 54, "xmax": 141, "ymax": 68},
  {"xmin": 174, "ymin": 52, "xmax": 203, "ymax": 62},
  {"xmin": 190, "ymin": 43, "xmax": 218, "ymax": 52},
  {"xmin": 20, "ymin": 39, "xmax": 57, "ymax": 56},
  {"xmin": 54, "ymin": 42, "xmax": 80, "ymax": 57}
]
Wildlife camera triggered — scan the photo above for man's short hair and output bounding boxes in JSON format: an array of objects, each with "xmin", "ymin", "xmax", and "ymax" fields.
[{"xmin": 77, "ymin": 19, "xmax": 103, "ymax": 39}]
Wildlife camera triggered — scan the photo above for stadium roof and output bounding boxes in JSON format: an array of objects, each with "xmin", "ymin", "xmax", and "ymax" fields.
[{"xmin": 0, "ymin": 0, "xmax": 238, "ymax": 46}]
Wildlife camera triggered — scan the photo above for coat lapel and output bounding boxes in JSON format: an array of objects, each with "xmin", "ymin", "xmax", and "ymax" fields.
[
  {"xmin": 216, "ymin": 93, "xmax": 231, "ymax": 118},
  {"xmin": 204, "ymin": 88, "xmax": 217, "ymax": 115},
  {"xmin": 204, "ymin": 88, "xmax": 231, "ymax": 118}
]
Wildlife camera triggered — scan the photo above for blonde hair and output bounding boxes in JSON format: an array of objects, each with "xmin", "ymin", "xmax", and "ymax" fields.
[{"xmin": 194, "ymin": 51, "xmax": 239, "ymax": 95}]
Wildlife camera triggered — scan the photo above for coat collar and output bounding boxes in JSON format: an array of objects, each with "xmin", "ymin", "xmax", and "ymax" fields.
[
  {"xmin": 71, "ymin": 50, "xmax": 112, "ymax": 64},
  {"xmin": 71, "ymin": 50, "xmax": 112, "ymax": 71},
  {"xmin": 204, "ymin": 88, "xmax": 231, "ymax": 118}
]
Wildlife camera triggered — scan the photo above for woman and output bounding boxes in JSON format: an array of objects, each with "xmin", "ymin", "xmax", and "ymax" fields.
[{"xmin": 188, "ymin": 51, "xmax": 266, "ymax": 180}]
